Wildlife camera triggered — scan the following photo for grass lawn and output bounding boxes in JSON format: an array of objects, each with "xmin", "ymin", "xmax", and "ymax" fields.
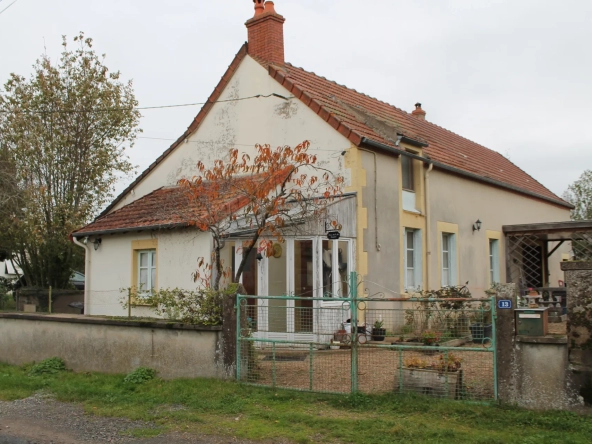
[{"xmin": 0, "ymin": 362, "xmax": 590, "ymax": 444}]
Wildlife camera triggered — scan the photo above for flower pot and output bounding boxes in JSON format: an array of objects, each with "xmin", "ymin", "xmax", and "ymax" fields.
[
  {"xmin": 469, "ymin": 323, "xmax": 492, "ymax": 343},
  {"xmin": 399, "ymin": 367, "xmax": 462, "ymax": 399},
  {"xmin": 372, "ymin": 328, "xmax": 386, "ymax": 341}
]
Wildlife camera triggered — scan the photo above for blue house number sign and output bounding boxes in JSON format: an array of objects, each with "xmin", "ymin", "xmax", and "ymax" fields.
[{"xmin": 498, "ymin": 300, "xmax": 512, "ymax": 309}]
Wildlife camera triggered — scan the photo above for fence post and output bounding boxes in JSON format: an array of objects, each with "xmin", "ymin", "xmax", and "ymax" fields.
[
  {"xmin": 350, "ymin": 271, "xmax": 358, "ymax": 394},
  {"xmin": 128, "ymin": 289, "xmax": 131, "ymax": 319},
  {"xmin": 490, "ymin": 296, "xmax": 498, "ymax": 400},
  {"xmin": 234, "ymin": 293, "xmax": 242, "ymax": 380},
  {"xmin": 495, "ymin": 284, "xmax": 517, "ymax": 404}
]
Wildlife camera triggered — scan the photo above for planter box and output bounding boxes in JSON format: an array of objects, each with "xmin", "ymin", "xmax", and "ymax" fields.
[{"xmin": 399, "ymin": 367, "xmax": 462, "ymax": 399}]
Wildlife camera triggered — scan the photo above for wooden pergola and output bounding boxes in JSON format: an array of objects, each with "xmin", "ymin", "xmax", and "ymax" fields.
[{"xmin": 503, "ymin": 220, "xmax": 592, "ymax": 297}]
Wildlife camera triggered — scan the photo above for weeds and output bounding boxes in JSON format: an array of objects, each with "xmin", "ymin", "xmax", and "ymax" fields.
[
  {"xmin": 124, "ymin": 367, "xmax": 156, "ymax": 384},
  {"xmin": 28, "ymin": 358, "xmax": 66, "ymax": 376}
]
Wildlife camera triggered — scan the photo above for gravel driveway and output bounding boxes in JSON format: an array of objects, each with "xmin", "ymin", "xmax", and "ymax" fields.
[{"xmin": 0, "ymin": 394, "xmax": 275, "ymax": 444}]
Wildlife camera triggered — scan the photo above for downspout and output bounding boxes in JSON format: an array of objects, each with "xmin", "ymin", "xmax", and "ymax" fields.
[
  {"xmin": 358, "ymin": 148, "xmax": 380, "ymax": 251},
  {"xmin": 425, "ymin": 163, "xmax": 434, "ymax": 289},
  {"xmin": 72, "ymin": 237, "xmax": 90, "ymax": 315}
]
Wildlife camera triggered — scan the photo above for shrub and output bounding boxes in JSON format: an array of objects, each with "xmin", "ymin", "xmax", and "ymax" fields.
[
  {"xmin": 124, "ymin": 367, "xmax": 156, "ymax": 384},
  {"xmin": 28, "ymin": 357, "xmax": 66, "ymax": 376},
  {"xmin": 123, "ymin": 284, "xmax": 239, "ymax": 326}
]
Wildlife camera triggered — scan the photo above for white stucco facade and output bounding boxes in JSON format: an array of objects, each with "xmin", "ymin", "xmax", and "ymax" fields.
[
  {"xmin": 85, "ymin": 229, "xmax": 211, "ymax": 316},
  {"xmin": 112, "ymin": 56, "xmax": 353, "ymax": 212}
]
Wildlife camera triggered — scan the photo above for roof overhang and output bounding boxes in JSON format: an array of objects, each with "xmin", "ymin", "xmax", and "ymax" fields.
[{"xmin": 503, "ymin": 220, "xmax": 592, "ymax": 241}]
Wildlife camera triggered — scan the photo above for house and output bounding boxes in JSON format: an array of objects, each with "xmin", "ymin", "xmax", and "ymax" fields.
[
  {"xmin": 73, "ymin": 1, "xmax": 572, "ymax": 340},
  {"xmin": 0, "ymin": 259, "xmax": 21, "ymax": 282}
]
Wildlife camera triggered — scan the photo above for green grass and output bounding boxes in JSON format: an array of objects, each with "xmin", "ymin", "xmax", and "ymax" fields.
[{"xmin": 0, "ymin": 362, "xmax": 590, "ymax": 443}]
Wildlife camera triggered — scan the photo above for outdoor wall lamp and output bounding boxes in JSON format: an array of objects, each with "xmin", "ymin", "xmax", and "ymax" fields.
[
  {"xmin": 93, "ymin": 238, "xmax": 102, "ymax": 251},
  {"xmin": 472, "ymin": 219, "xmax": 482, "ymax": 232},
  {"xmin": 256, "ymin": 253, "xmax": 263, "ymax": 261}
]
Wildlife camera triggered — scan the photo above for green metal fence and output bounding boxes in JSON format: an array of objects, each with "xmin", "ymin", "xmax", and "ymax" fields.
[{"xmin": 237, "ymin": 274, "xmax": 497, "ymax": 401}]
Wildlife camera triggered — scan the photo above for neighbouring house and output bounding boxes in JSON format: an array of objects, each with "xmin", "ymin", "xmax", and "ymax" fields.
[
  {"xmin": 0, "ymin": 259, "xmax": 21, "ymax": 281},
  {"xmin": 73, "ymin": 1, "xmax": 572, "ymax": 342}
]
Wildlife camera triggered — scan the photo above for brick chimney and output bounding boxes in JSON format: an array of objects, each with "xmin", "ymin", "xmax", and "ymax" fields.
[
  {"xmin": 245, "ymin": 0, "xmax": 286, "ymax": 66},
  {"xmin": 412, "ymin": 103, "xmax": 426, "ymax": 120}
]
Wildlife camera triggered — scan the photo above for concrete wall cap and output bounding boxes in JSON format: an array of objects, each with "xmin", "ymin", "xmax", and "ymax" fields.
[{"xmin": 560, "ymin": 261, "xmax": 592, "ymax": 271}]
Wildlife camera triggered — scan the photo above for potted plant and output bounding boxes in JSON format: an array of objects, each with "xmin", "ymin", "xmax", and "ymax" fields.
[
  {"xmin": 420, "ymin": 330, "xmax": 441, "ymax": 346},
  {"xmin": 330, "ymin": 339, "xmax": 341, "ymax": 350},
  {"xmin": 371, "ymin": 319, "xmax": 386, "ymax": 341},
  {"xmin": 401, "ymin": 353, "xmax": 463, "ymax": 399}
]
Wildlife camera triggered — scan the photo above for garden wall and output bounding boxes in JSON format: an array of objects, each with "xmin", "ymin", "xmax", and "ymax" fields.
[
  {"xmin": 0, "ymin": 313, "xmax": 227, "ymax": 380},
  {"xmin": 495, "ymin": 285, "xmax": 583, "ymax": 409}
]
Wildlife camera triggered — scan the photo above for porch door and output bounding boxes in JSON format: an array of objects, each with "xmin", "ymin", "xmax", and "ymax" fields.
[{"xmin": 263, "ymin": 238, "xmax": 317, "ymax": 342}]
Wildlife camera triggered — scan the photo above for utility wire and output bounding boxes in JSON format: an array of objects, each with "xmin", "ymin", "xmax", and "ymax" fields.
[
  {"xmin": 0, "ymin": 0, "xmax": 19, "ymax": 16},
  {"xmin": 136, "ymin": 136, "xmax": 345, "ymax": 153},
  {"xmin": 0, "ymin": 93, "xmax": 294, "ymax": 115}
]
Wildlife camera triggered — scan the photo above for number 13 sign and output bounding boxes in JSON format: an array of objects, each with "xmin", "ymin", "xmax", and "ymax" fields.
[{"xmin": 498, "ymin": 300, "xmax": 512, "ymax": 309}]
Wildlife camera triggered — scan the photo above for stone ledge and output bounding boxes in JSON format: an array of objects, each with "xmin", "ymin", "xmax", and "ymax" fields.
[
  {"xmin": 516, "ymin": 335, "xmax": 567, "ymax": 345},
  {"xmin": 0, "ymin": 313, "xmax": 221, "ymax": 332},
  {"xmin": 560, "ymin": 261, "xmax": 592, "ymax": 271}
]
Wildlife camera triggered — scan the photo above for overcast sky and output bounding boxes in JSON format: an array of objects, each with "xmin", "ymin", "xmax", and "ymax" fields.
[{"xmin": 1, "ymin": 0, "xmax": 591, "ymax": 199}]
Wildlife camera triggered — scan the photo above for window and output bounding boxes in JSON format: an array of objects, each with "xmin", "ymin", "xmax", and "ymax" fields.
[
  {"xmin": 489, "ymin": 239, "xmax": 500, "ymax": 284},
  {"xmin": 441, "ymin": 233, "xmax": 455, "ymax": 287},
  {"xmin": 404, "ymin": 229, "xmax": 422, "ymax": 291},
  {"xmin": 138, "ymin": 250, "xmax": 156, "ymax": 295},
  {"xmin": 402, "ymin": 155, "xmax": 414, "ymax": 191}
]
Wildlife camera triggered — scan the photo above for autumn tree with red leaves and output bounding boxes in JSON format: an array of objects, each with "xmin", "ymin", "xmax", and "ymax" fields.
[{"xmin": 178, "ymin": 141, "xmax": 344, "ymax": 290}]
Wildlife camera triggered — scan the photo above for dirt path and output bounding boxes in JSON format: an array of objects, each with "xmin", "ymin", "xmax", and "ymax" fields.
[{"xmin": 0, "ymin": 395, "xmax": 275, "ymax": 444}]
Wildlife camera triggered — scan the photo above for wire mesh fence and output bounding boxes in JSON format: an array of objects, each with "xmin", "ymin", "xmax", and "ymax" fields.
[{"xmin": 237, "ymin": 292, "xmax": 497, "ymax": 402}]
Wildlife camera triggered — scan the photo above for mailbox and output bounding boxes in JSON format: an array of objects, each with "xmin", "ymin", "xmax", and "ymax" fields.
[{"xmin": 515, "ymin": 308, "xmax": 548, "ymax": 336}]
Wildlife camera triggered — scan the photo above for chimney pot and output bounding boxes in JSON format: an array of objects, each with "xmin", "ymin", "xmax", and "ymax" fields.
[
  {"xmin": 264, "ymin": 1, "xmax": 276, "ymax": 13},
  {"xmin": 253, "ymin": 0, "xmax": 265, "ymax": 16},
  {"xmin": 412, "ymin": 102, "xmax": 426, "ymax": 120}
]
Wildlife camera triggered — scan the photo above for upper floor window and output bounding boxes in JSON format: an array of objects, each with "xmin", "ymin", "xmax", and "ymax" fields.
[{"xmin": 402, "ymin": 155, "xmax": 414, "ymax": 191}]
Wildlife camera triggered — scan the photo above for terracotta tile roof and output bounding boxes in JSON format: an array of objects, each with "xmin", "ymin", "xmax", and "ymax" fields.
[
  {"xmin": 74, "ymin": 171, "xmax": 289, "ymax": 237},
  {"xmin": 266, "ymin": 62, "xmax": 569, "ymax": 207}
]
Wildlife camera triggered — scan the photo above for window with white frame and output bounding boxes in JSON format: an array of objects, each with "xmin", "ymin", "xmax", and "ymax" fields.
[
  {"xmin": 489, "ymin": 239, "xmax": 500, "ymax": 284},
  {"xmin": 441, "ymin": 233, "xmax": 457, "ymax": 287},
  {"xmin": 138, "ymin": 250, "xmax": 156, "ymax": 295},
  {"xmin": 404, "ymin": 229, "xmax": 422, "ymax": 291}
]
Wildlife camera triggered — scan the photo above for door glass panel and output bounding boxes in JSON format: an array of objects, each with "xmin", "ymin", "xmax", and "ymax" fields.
[
  {"xmin": 322, "ymin": 240, "xmax": 333, "ymax": 297},
  {"xmin": 338, "ymin": 241, "xmax": 349, "ymax": 297},
  {"xmin": 242, "ymin": 247, "xmax": 258, "ymax": 328},
  {"xmin": 268, "ymin": 242, "xmax": 288, "ymax": 333},
  {"xmin": 294, "ymin": 240, "xmax": 314, "ymax": 333}
]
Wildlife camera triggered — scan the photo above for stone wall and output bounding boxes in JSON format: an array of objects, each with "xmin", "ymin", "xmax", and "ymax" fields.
[
  {"xmin": 561, "ymin": 261, "xmax": 592, "ymax": 404},
  {"xmin": 0, "ymin": 313, "xmax": 227, "ymax": 380},
  {"xmin": 495, "ymin": 284, "xmax": 582, "ymax": 409}
]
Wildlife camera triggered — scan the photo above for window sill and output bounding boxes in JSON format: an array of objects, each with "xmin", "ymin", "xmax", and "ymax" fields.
[{"xmin": 403, "ymin": 209, "xmax": 423, "ymax": 216}]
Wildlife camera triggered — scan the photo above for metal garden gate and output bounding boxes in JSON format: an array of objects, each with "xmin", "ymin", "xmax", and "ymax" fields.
[{"xmin": 236, "ymin": 273, "xmax": 497, "ymax": 401}]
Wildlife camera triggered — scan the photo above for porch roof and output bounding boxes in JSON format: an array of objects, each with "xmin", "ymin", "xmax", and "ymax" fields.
[{"xmin": 503, "ymin": 220, "xmax": 592, "ymax": 241}]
